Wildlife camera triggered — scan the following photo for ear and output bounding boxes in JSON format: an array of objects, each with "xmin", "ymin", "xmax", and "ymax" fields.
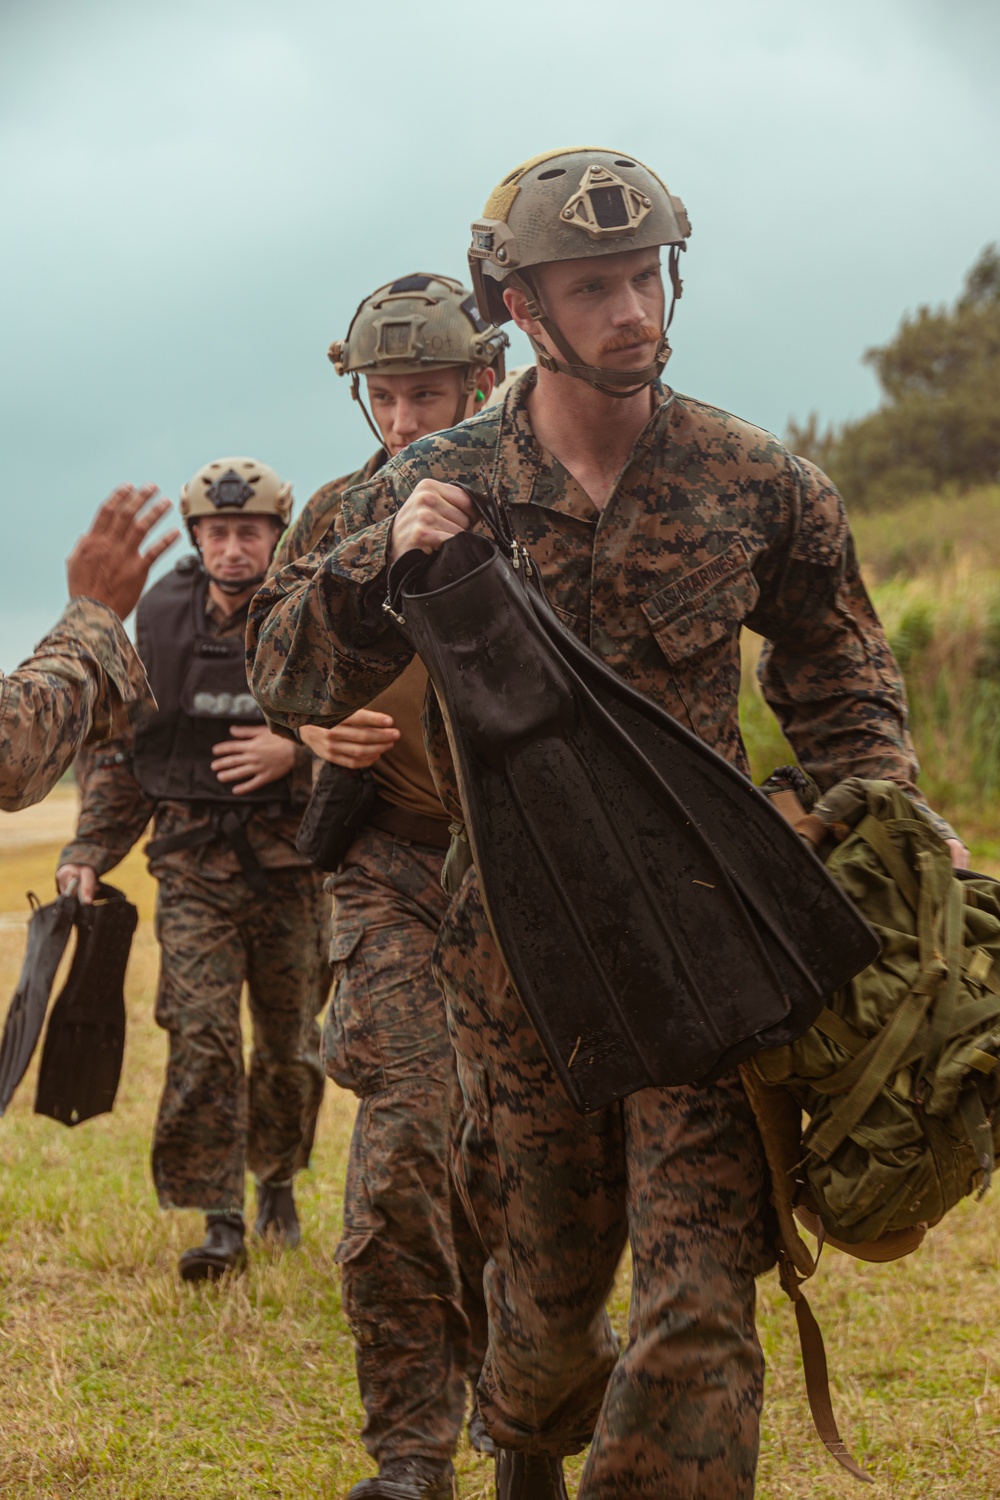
[
  {"xmin": 475, "ymin": 368, "xmax": 497, "ymax": 404},
  {"xmin": 503, "ymin": 284, "xmax": 541, "ymax": 337}
]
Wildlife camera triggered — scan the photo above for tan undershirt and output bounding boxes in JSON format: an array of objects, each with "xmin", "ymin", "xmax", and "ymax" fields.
[
  {"xmin": 367, "ymin": 657, "xmax": 445, "ymax": 820},
  {"xmin": 278, "ymin": 466, "xmax": 446, "ymax": 822}
]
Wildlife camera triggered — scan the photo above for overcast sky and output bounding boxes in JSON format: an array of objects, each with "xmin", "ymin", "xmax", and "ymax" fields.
[{"xmin": 2, "ymin": 0, "xmax": 998, "ymax": 666}]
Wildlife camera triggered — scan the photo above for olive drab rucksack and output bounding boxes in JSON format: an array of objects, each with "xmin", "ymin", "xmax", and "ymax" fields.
[{"xmin": 744, "ymin": 775, "xmax": 1000, "ymax": 1482}]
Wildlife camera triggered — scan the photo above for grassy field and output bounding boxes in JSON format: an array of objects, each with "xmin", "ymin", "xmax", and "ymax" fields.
[
  {"xmin": 5, "ymin": 486, "xmax": 1000, "ymax": 1500},
  {"xmin": 1, "ymin": 797, "xmax": 999, "ymax": 1499}
]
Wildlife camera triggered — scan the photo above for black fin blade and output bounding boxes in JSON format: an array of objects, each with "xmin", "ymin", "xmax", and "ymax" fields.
[
  {"xmin": 34, "ymin": 885, "xmax": 137, "ymax": 1127},
  {"xmin": 526, "ymin": 589, "xmax": 881, "ymax": 1016},
  {"xmin": 0, "ymin": 894, "xmax": 76, "ymax": 1116},
  {"xmin": 397, "ymin": 533, "xmax": 808, "ymax": 1112}
]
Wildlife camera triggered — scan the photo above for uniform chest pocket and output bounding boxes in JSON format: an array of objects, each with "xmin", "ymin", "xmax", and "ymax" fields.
[{"xmin": 640, "ymin": 542, "xmax": 760, "ymax": 664}]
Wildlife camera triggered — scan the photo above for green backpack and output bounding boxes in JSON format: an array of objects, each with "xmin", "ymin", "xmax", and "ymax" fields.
[
  {"xmin": 751, "ymin": 776, "xmax": 1000, "ymax": 1247},
  {"xmin": 743, "ymin": 777, "xmax": 1000, "ymax": 1482}
]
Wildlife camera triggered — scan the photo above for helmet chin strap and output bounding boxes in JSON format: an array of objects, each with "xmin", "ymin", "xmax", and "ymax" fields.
[
  {"xmin": 352, "ymin": 368, "xmax": 484, "ymax": 449},
  {"xmin": 454, "ymin": 365, "xmax": 480, "ymax": 427},
  {"xmin": 512, "ymin": 246, "xmax": 684, "ymax": 400},
  {"xmin": 350, "ymin": 373, "xmax": 392, "ymax": 451}
]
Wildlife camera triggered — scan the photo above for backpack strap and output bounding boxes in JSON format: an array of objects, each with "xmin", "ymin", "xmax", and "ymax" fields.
[
  {"xmin": 958, "ymin": 1086, "xmax": 996, "ymax": 1195},
  {"xmin": 853, "ymin": 815, "xmax": 921, "ymax": 911},
  {"xmin": 742, "ymin": 1070, "xmax": 873, "ymax": 1482},
  {"xmin": 924, "ymin": 874, "xmax": 966, "ymax": 1066},
  {"xmin": 807, "ymin": 828, "xmax": 953, "ymax": 1162},
  {"xmin": 739, "ymin": 1063, "xmax": 816, "ymax": 1277},
  {"xmin": 777, "ymin": 1252, "xmax": 874, "ymax": 1484},
  {"xmin": 806, "ymin": 978, "xmax": 940, "ymax": 1161}
]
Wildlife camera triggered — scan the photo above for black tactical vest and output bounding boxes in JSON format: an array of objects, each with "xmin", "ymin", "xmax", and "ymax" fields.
[{"xmin": 132, "ymin": 559, "xmax": 291, "ymax": 806}]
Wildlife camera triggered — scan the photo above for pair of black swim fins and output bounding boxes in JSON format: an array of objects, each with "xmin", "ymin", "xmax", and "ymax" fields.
[
  {"xmin": 385, "ymin": 487, "xmax": 879, "ymax": 1115},
  {"xmin": 0, "ymin": 884, "xmax": 136, "ymax": 1123}
]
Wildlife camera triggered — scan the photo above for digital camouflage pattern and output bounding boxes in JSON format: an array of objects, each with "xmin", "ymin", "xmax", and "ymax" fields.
[
  {"xmin": 275, "ymin": 453, "xmax": 490, "ymax": 1468},
  {"xmin": 326, "ymin": 825, "xmax": 487, "ymax": 1465},
  {"xmin": 272, "ymin": 453, "xmax": 385, "ymax": 575},
  {"xmin": 153, "ymin": 863, "xmax": 328, "ymax": 1211},
  {"xmin": 250, "ymin": 369, "xmax": 952, "ymax": 839},
  {"xmin": 59, "ymin": 595, "xmax": 328, "ymax": 1213},
  {"xmin": 0, "ymin": 596, "xmax": 152, "ymax": 812},
  {"xmin": 435, "ymin": 874, "xmax": 773, "ymax": 1496},
  {"xmin": 249, "ymin": 367, "xmax": 948, "ymax": 1492}
]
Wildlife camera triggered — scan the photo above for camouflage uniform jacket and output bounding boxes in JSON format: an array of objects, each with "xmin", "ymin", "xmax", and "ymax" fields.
[
  {"xmin": 249, "ymin": 369, "xmax": 950, "ymax": 836},
  {"xmin": 273, "ymin": 451, "xmax": 385, "ymax": 571},
  {"xmin": 1, "ymin": 596, "xmax": 152, "ymax": 812},
  {"xmin": 61, "ymin": 595, "xmax": 313, "ymax": 881}
]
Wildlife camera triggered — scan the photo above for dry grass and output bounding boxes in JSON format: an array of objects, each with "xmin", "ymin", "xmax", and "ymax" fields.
[{"xmin": 1, "ymin": 776, "xmax": 999, "ymax": 1494}]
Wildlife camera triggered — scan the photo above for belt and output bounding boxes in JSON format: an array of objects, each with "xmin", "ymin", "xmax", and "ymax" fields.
[
  {"xmin": 145, "ymin": 804, "xmax": 278, "ymax": 896},
  {"xmin": 366, "ymin": 797, "xmax": 452, "ymax": 850}
]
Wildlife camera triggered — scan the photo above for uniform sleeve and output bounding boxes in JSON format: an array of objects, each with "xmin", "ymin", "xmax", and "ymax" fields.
[
  {"xmin": 248, "ymin": 467, "xmax": 416, "ymax": 731},
  {"xmin": 749, "ymin": 458, "xmax": 959, "ymax": 841},
  {"xmin": 0, "ymin": 597, "xmax": 154, "ymax": 812},
  {"xmin": 271, "ymin": 482, "xmax": 346, "ymax": 574},
  {"xmin": 57, "ymin": 734, "xmax": 156, "ymax": 875}
]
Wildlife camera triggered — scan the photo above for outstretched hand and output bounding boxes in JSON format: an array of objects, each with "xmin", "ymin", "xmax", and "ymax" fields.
[
  {"xmin": 66, "ymin": 484, "xmax": 180, "ymax": 621},
  {"xmin": 388, "ymin": 480, "xmax": 476, "ymax": 563}
]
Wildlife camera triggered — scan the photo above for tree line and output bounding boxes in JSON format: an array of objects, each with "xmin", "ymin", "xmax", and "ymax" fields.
[{"xmin": 788, "ymin": 245, "xmax": 1000, "ymax": 510}]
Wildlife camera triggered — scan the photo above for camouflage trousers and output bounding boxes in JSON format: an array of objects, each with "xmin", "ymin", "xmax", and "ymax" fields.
[
  {"xmin": 152, "ymin": 864, "xmax": 330, "ymax": 1213},
  {"xmin": 434, "ymin": 874, "xmax": 776, "ymax": 1500},
  {"xmin": 324, "ymin": 826, "xmax": 487, "ymax": 1466}
]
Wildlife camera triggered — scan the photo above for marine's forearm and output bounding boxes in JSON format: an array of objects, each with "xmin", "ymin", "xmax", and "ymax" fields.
[
  {"xmin": 0, "ymin": 669, "xmax": 97, "ymax": 811},
  {"xmin": 249, "ymin": 517, "xmax": 414, "ymax": 730},
  {"xmin": 58, "ymin": 742, "xmax": 155, "ymax": 874},
  {"xmin": 0, "ymin": 600, "xmax": 153, "ymax": 812}
]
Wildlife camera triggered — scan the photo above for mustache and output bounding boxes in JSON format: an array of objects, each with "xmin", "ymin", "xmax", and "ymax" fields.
[{"xmin": 598, "ymin": 324, "xmax": 661, "ymax": 356}]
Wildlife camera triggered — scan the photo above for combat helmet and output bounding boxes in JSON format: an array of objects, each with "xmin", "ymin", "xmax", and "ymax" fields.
[
  {"xmin": 468, "ymin": 148, "xmax": 691, "ymax": 397},
  {"xmin": 179, "ymin": 457, "xmax": 293, "ymax": 593},
  {"xmin": 328, "ymin": 273, "xmax": 509, "ymax": 446}
]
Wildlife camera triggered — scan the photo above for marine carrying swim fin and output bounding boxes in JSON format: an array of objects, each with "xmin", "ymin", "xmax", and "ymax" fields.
[
  {"xmin": 385, "ymin": 517, "xmax": 879, "ymax": 1114},
  {"xmin": 0, "ymin": 891, "xmax": 76, "ymax": 1116},
  {"xmin": 34, "ymin": 883, "xmax": 137, "ymax": 1126}
]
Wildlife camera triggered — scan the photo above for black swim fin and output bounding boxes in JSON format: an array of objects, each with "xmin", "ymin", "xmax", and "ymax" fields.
[
  {"xmin": 0, "ymin": 891, "xmax": 77, "ymax": 1116},
  {"xmin": 34, "ymin": 883, "xmax": 137, "ymax": 1126},
  {"xmin": 521, "ymin": 587, "xmax": 877, "ymax": 1066},
  {"xmin": 386, "ymin": 528, "xmax": 878, "ymax": 1113}
]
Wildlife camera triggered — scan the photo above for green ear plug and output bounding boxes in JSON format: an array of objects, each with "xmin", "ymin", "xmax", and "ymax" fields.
[{"xmin": 476, "ymin": 388, "xmax": 486, "ymax": 401}]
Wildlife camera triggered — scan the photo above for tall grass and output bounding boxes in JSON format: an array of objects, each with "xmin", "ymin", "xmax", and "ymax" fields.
[{"xmin": 739, "ymin": 484, "xmax": 1000, "ymax": 849}]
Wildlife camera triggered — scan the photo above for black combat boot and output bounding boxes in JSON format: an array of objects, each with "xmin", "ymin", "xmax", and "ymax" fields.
[
  {"xmin": 254, "ymin": 1180, "xmax": 301, "ymax": 1248},
  {"xmin": 178, "ymin": 1212, "xmax": 247, "ymax": 1282},
  {"xmin": 345, "ymin": 1456, "xmax": 455, "ymax": 1499},
  {"xmin": 494, "ymin": 1450, "xmax": 569, "ymax": 1500}
]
